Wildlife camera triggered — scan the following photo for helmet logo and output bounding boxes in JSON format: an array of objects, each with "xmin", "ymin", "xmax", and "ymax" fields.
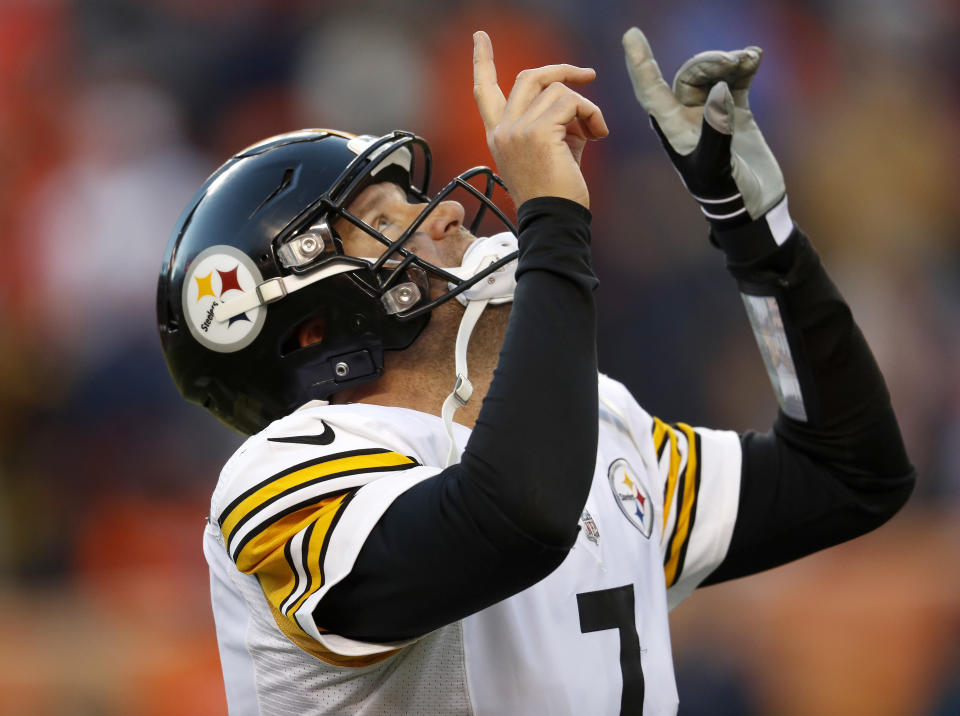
[{"xmin": 181, "ymin": 245, "xmax": 267, "ymax": 353}]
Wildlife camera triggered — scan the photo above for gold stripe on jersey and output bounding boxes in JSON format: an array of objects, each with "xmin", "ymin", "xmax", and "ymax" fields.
[
  {"xmin": 268, "ymin": 600, "xmax": 400, "ymax": 668},
  {"xmin": 652, "ymin": 417, "xmax": 668, "ymax": 457},
  {"xmin": 220, "ymin": 447, "xmax": 421, "ymax": 656},
  {"xmin": 663, "ymin": 423, "xmax": 701, "ymax": 587},
  {"xmin": 652, "ymin": 417, "xmax": 681, "ymax": 536},
  {"xmin": 220, "ymin": 448, "xmax": 417, "ymax": 548},
  {"xmin": 285, "ymin": 492, "xmax": 350, "ymax": 619},
  {"xmin": 238, "ymin": 492, "xmax": 348, "ymax": 595}
]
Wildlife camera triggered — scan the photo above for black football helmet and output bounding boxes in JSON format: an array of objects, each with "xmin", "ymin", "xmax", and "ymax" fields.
[{"xmin": 157, "ymin": 129, "xmax": 516, "ymax": 435}]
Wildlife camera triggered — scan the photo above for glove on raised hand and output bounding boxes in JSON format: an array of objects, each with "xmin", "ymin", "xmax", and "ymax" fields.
[{"xmin": 623, "ymin": 27, "xmax": 792, "ymax": 244}]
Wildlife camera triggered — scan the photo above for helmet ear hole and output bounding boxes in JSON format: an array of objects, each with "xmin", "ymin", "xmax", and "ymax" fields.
[{"xmin": 297, "ymin": 316, "xmax": 327, "ymax": 349}]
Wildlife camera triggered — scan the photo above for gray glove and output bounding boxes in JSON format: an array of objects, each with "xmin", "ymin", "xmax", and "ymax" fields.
[{"xmin": 623, "ymin": 27, "xmax": 790, "ymax": 239}]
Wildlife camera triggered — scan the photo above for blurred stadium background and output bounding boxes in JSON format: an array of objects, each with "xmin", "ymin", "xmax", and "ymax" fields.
[{"xmin": 0, "ymin": 0, "xmax": 958, "ymax": 714}]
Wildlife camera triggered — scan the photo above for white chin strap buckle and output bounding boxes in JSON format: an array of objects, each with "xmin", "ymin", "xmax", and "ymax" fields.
[
  {"xmin": 452, "ymin": 375, "xmax": 473, "ymax": 406},
  {"xmin": 440, "ymin": 232, "xmax": 519, "ymax": 467},
  {"xmin": 447, "ymin": 231, "xmax": 519, "ymax": 306}
]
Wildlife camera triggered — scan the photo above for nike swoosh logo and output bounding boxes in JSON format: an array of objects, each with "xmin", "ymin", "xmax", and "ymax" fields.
[{"xmin": 268, "ymin": 419, "xmax": 336, "ymax": 446}]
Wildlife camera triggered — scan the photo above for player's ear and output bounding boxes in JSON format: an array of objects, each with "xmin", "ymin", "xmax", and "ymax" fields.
[{"xmin": 297, "ymin": 317, "xmax": 326, "ymax": 348}]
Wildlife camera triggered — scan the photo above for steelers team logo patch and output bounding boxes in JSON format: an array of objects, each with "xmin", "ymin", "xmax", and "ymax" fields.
[
  {"xmin": 608, "ymin": 458, "xmax": 655, "ymax": 538},
  {"xmin": 182, "ymin": 245, "xmax": 266, "ymax": 353}
]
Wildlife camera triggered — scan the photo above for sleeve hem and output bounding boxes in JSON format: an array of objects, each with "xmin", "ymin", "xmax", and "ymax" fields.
[{"xmin": 517, "ymin": 196, "xmax": 593, "ymax": 227}]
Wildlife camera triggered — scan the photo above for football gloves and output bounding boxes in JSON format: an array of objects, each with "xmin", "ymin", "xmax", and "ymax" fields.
[{"xmin": 623, "ymin": 27, "xmax": 791, "ymax": 241}]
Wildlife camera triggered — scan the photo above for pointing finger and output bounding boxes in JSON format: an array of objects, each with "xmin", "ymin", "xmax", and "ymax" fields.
[
  {"xmin": 622, "ymin": 26, "xmax": 682, "ymax": 120},
  {"xmin": 473, "ymin": 31, "xmax": 507, "ymax": 131}
]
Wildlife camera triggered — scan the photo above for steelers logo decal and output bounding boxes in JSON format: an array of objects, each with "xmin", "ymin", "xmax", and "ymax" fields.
[
  {"xmin": 182, "ymin": 245, "xmax": 266, "ymax": 353},
  {"xmin": 608, "ymin": 458, "xmax": 655, "ymax": 538}
]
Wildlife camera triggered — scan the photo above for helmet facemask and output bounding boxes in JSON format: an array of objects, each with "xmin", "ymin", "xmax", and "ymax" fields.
[{"xmin": 269, "ymin": 132, "xmax": 519, "ymax": 321}]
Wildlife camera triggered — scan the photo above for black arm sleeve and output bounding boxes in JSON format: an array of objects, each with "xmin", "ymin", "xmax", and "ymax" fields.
[
  {"xmin": 314, "ymin": 197, "xmax": 599, "ymax": 641},
  {"xmin": 702, "ymin": 221, "xmax": 915, "ymax": 585}
]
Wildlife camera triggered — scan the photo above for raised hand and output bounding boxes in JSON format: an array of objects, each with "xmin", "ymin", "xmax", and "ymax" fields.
[
  {"xmin": 622, "ymin": 27, "xmax": 786, "ymax": 234},
  {"xmin": 473, "ymin": 30, "xmax": 608, "ymax": 210}
]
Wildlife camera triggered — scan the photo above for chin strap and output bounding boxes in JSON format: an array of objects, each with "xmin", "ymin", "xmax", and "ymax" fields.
[
  {"xmin": 441, "ymin": 297, "xmax": 488, "ymax": 466},
  {"xmin": 440, "ymin": 232, "xmax": 518, "ymax": 467}
]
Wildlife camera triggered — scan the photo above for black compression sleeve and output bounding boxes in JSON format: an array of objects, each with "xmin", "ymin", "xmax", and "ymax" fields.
[
  {"xmin": 314, "ymin": 198, "xmax": 599, "ymax": 641},
  {"xmin": 460, "ymin": 198, "xmax": 599, "ymax": 544},
  {"xmin": 703, "ymin": 221, "xmax": 915, "ymax": 584}
]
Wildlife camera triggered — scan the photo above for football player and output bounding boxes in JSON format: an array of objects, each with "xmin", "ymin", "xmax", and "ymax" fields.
[{"xmin": 157, "ymin": 28, "xmax": 914, "ymax": 715}]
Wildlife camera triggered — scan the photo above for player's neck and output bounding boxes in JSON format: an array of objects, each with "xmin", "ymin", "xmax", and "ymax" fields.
[{"xmin": 332, "ymin": 302, "xmax": 510, "ymax": 428}]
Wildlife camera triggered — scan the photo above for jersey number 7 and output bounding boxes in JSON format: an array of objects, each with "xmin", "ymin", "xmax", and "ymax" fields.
[{"xmin": 577, "ymin": 584, "xmax": 645, "ymax": 714}]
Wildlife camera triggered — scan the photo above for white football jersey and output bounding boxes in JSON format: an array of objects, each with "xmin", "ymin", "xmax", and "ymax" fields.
[{"xmin": 204, "ymin": 374, "xmax": 741, "ymax": 715}]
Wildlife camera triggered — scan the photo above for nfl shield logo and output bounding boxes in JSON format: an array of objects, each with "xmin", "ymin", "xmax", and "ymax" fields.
[
  {"xmin": 580, "ymin": 509, "xmax": 600, "ymax": 545},
  {"xmin": 608, "ymin": 458, "xmax": 655, "ymax": 538}
]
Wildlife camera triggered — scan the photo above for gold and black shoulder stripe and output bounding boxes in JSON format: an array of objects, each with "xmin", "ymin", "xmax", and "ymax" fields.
[
  {"xmin": 278, "ymin": 531, "xmax": 302, "ymax": 614},
  {"xmin": 662, "ymin": 423, "xmax": 701, "ymax": 588},
  {"xmin": 240, "ymin": 489, "xmax": 357, "ymax": 636},
  {"xmin": 219, "ymin": 447, "xmax": 419, "ymax": 561},
  {"xmin": 651, "ymin": 417, "xmax": 681, "ymax": 539},
  {"xmin": 220, "ymin": 447, "xmax": 422, "ymax": 649},
  {"xmin": 271, "ymin": 488, "xmax": 357, "ymax": 625},
  {"xmin": 652, "ymin": 417, "xmax": 669, "ymax": 461}
]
